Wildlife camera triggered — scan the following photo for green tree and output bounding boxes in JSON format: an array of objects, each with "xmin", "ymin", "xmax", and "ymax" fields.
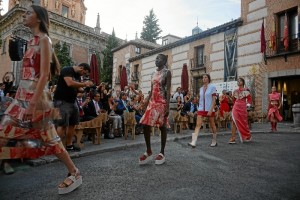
[
  {"xmin": 101, "ymin": 29, "xmax": 119, "ymax": 84},
  {"xmin": 52, "ymin": 42, "xmax": 72, "ymax": 85},
  {"xmin": 54, "ymin": 42, "xmax": 73, "ymax": 68},
  {"xmin": 140, "ymin": 9, "xmax": 162, "ymax": 43}
]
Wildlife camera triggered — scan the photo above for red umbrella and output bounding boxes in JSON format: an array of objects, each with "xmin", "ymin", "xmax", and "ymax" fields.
[
  {"xmin": 89, "ymin": 54, "xmax": 100, "ymax": 86},
  {"xmin": 120, "ymin": 66, "xmax": 128, "ymax": 91},
  {"xmin": 181, "ymin": 63, "xmax": 189, "ymax": 92}
]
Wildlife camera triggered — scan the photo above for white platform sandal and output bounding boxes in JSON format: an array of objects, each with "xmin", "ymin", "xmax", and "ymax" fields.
[{"xmin": 58, "ymin": 168, "xmax": 82, "ymax": 195}]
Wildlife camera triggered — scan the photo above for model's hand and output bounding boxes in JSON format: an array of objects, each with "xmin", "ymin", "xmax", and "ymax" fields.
[
  {"xmin": 207, "ymin": 111, "xmax": 212, "ymax": 116},
  {"xmin": 23, "ymin": 103, "xmax": 36, "ymax": 121}
]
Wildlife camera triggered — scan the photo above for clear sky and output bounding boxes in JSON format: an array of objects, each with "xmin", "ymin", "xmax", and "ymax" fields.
[{"xmin": 1, "ymin": 0, "xmax": 241, "ymax": 42}]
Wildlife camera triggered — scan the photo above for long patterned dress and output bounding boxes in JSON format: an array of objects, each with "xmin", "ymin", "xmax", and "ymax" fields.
[
  {"xmin": 140, "ymin": 67, "xmax": 169, "ymax": 127},
  {"xmin": 0, "ymin": 36, "xmax": 64, "ymax": 159},
  {"xmin": 268, "ymin": 92, "xmax": 282, "ymax": 122},
  {"xmin": 232, "ymin": 87, "xmax": 252, "ymax": 142}
]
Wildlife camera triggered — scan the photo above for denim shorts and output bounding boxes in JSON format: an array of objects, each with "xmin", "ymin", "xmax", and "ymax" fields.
[{"xmin": 54, "ymin": 100, "xmax": 79, "ymax": 127}]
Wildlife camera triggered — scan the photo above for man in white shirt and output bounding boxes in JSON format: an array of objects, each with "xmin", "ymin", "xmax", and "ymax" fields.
[{"xmin": 173, "ymin": 87, "xmax": 184, "ymax": 102}]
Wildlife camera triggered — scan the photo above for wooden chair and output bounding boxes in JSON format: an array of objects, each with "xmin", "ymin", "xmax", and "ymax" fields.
[
  {"xmin": 124, "ymin": 111, "xmax": 137, "ymax": 140},
  {"xmin": 202, "ymin": 116, "xmax": 210, "ymax": 133},
  {"xmin": 151, "ymin": 125, "xmax": 161, "ymax": 136},
  {"xmin": 173, "ymin": 111, "xmax": 182, "ymax": 133},
  {"xmin": 74, "ymin": 112, "xmax": 108, "ymax": 147}
]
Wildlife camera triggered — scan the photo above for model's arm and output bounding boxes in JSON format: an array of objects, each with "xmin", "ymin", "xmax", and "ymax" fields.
[
  {"xmin": 278, "ymin": 95, "xmax": 282, "ymax": 110},
  {"xmin": 165, "ymin": 70, "xmax": 172, "ymax": 117},
  {"xmin": 208, "ymin": 95, "xmax": 216, "ymax": 116},
  {"xmin": 30, "ymin": 37, "xmax": 51, "ymax": 104},
  {"xmin": 24, "ymin": 37, "xmax": 51, "ymax": 120}
]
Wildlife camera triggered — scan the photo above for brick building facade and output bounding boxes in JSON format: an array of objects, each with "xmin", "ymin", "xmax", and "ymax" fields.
[
  {"xmin": 113, "ymin": 0, "xmax": 300, "ymax": 121},
  {"xmin": 0, "ymin": 0, "xmax": 109, "ymax": 85}
]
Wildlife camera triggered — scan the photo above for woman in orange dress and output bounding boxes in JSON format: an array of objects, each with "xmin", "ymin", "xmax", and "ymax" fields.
[
  {"xmin": 139, "ymin": 54, "xmax": 171, "ymax": 165},
  {"xmin": 229, "ymin": 78, "xmax": 252, "ymax": 144},
  {"xmin": 0, "ymin": 5, "xmax": 81, "ymax": 194},
  {"xmin": 268, "ymin": 86, "xmax": 282, "ymax": 131}
]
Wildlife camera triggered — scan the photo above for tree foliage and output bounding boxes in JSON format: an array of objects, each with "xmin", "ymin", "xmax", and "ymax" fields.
[
  {"xmin": 140, "ymin": 9, "xmax": 162, "ymax": 43},
  {"xmin": 52, "ymin": 42, "xmax": 72, "ymax": 85},
  {"xmin": 54, "ymin": 42, "xmax": 73, "ymax": 68},
  {"xmin": 101, "ymin": 29, "xmax": 119, "ymax": 84}
]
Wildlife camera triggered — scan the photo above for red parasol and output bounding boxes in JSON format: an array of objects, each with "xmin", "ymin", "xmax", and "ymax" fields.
[
  {"xmin": 120, "ymin": 66, "xmax": 128, "ymax": 91},
  {"xmin": 181, "ymin": 63, "xmax": 189, "ymax": 93},
  {"xmin": 89, "ymin": 54, "xmax": 100, "ymax": 86}
]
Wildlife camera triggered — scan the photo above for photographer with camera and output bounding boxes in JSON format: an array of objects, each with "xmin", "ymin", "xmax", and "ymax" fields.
[{"xmin": 54, "ymin": 63, "xmax": 93, "ymax": 152}]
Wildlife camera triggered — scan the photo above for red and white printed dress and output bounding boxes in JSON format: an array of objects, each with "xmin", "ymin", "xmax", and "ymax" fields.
[
  {"xmin": 232, "ymin": 87, "xmax": 252, "ymax": 142},
  {"xmin": 0, "ymin": 36, "xmax": 64, "ymax": 159},
  {"xmin": 140, "ymin": 67, "xmax": 170, "ymax": 127}
]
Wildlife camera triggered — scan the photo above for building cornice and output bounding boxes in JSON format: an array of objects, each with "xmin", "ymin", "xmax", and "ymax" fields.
[
  {"xmin": 129, "ymin": 18, "xmax": 243, "ymax": 62},
  {"xmin": 112, "ymin": 39, "xmax": 160, "ymax": 53}
]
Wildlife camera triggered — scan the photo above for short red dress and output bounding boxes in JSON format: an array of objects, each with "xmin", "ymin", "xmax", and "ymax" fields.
[
  {"xmin": 140, "ymin": 67, "xmax": 169, "ymax": 127},
  {"xmin": 0, "ymin": 36, "xmax": 64, "ymax": 159},
  {"xmin": 220, "ymin": 95, "xmax": 230, "ymax": 117}
]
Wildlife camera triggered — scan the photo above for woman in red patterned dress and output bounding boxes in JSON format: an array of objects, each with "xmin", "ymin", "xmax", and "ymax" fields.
[
  {"xmin": 139, "ymin": 54, "xmax": 171, "ymax": 165},
  {"xmin": 0, "ymin": 5, "xmax": 81, "ymax": 194},
  {"xmin": 268, "ymin": 86, "xmax": 282, "ymax": 131},
  {"xmin": 228, "ymin": 78, "xmax": 252, "ymax": 144}
]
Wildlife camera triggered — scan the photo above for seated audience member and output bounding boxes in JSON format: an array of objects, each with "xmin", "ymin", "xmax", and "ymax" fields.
[
  {"xmin": 76, "ymin": 92, "xmax": 90, "ymax": 122},
  {"xmin": 97, "ymin": 83, "xmax": 109, "ymax": 111},
  {"xmin": 182, "ymin": 97, "xmax": 198, "ymax": 129},
  {"xmin": 184, "ymin": 91, "xmax": 192, "ymax": 104},
  {"xmin": 83, "ymin": 92, "xmax": 105, "ymax": 121},
  {"xmin": 173, "ymin": 87, "xmax": 184, "ymax": 102},
  {"xmin": 115, "ymin": 92, "xmax": 129, "ymax": 116},
  {"xmin": 128, "ymin": 94, "xmax": 143, "ymax": 134},
  {"xmin": 107, "ymin": 94, "xmax": 122, "ymax": 138}
]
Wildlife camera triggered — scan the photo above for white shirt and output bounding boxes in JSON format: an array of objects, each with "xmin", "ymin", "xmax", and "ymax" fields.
[
  {"xmin": 93, "ymin": 100, "xmax": 100, "ymax": 115},
  {"xmin": 198, "ymin": 84, "xmax": 217, "ymax": 112}
]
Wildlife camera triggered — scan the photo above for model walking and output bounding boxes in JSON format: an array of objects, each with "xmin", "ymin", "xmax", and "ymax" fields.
[
  {"xmin": 268, "ymin": 86, "xmax": 282, "ymax": 131},
  {"xmin": 188, "ymin": 73, "xmax": 218, "ymax": 148},
  {"xmin": 0, "ymin": 5, "xmax": 82, "ymax": 194},
  {"xmin": 139, "ymin": 54, "xmax": 171, "ymax": 165},
  {"xmin": 229, "ymin": 77, "xmax": 252, "ymax": 144}
]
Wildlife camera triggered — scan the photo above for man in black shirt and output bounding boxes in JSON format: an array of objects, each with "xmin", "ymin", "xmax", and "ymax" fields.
[{"xmin": 54, "ymin": 63, "xmax": 93, "ymax": 151}]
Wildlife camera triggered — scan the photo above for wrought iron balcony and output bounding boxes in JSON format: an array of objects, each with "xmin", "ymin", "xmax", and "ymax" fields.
[
  {"xmin": 266, "ymin": 34, "xmax": 300, "ymax": 59},
  {"xmin": 189, "ymin": 58, "xmax": 206, "ymax": 76},
  {"xmin": 131, "ymin": 72, "xmax": 140, "ymax": 82}
]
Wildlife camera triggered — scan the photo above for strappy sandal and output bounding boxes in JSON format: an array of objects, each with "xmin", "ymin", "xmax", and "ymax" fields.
[
  {"xmin": 58, "ymin": 168, "xmax": 82, "ymax": 195},
  {"xmin": 139, "ymin": 152, "xmax": 153, "ymax": 165},
  {"xmin": 155, "ymin": 153, "xmax": 165, "ymax": 165}
]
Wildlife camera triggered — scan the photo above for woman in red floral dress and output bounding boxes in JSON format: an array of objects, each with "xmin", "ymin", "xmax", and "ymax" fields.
[
  {"xmin": 139, "ymin": 54, "xmax": 171, "ymax": 165},
  {"xmin": 0, "ymin": 5, "xmax": 81, "ymax": 194}
]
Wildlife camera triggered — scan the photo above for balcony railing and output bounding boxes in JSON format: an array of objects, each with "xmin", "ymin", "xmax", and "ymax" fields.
[
  {"xmin": 266, "ymin": 34, "xmax": 300, "ymax": 57},
  {"xmin": 131, "ymin": 72, "xmax": 140, "ymax": 81}
]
